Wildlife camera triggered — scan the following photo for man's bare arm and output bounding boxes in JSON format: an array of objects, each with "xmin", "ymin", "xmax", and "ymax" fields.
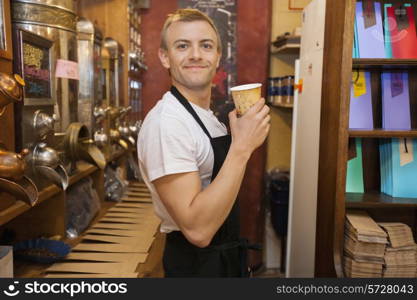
[{"xmin": 153, "ymin": 99, "xmax": 270, "ymax": 247}]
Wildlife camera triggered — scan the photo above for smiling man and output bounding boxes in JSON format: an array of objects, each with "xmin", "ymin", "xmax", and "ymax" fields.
[{"xmin": 137, "ymin": 9, "xmax": 270, "ymax": 277}]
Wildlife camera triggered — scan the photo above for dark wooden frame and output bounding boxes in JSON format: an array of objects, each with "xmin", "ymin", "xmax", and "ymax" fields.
[
  {"xmin": 315, "ymin": 0, "xmax": 417, "ymax": 277},
  {"xmin": 315, "ymin": 0, "xmax": 355, "ymax": 277},
  {"xmin": 14, "ymin": 29, "xmax": 54, "ymax": 106},
  {"xmin": 0, "ymin": 0, "xmax": 12, "ymax": 60}
]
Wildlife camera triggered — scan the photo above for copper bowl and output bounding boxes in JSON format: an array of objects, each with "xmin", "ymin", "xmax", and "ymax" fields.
[{"xmin": 0, "ymin": 73, "xmax": 23, "ymax": 109}]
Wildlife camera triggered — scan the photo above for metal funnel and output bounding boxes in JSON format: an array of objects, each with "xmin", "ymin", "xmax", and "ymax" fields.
[
  {"xmin": 35, "ymin": 164, "xmax": 69, "ymax": 190},
  {"xmin": 0, "ymin": 176, "xmax": 38, "ymax": 206}
]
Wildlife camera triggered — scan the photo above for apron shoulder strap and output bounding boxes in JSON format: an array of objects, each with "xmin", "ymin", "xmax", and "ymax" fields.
[{"xmin": 170, "ymin": 86, "xmax": 212, "ymax": 140}]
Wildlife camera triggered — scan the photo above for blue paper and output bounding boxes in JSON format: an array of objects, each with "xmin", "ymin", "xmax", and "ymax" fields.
[
  {"xmin": 349, "ymin": 71, "xmax": 374, "ymax": 129},
  {"xmin": 389, "ymin": 138, "xmax": 417, "ymax": 198},
  {"xmin": 356, "ymin": 1, "xmax": 386, "ymax": 58},
  {"xmin": 381, "ymin": 72, "xmax": 411, "ymax": 130},
  {"xmin": 384, "ymin": 4, "xmax": 393, "ymax": 58}
]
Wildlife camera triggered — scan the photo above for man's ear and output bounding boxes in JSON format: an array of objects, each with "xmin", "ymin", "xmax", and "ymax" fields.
[
  {"xmin": 158, "ymin": 48, "xmax": 170, "ymax": 69},
  {"xmin": 216, "ymin": 52, "xmax": 222, "ymax": 68}
]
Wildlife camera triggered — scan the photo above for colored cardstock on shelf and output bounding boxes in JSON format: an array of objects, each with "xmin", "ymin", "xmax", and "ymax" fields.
[
  {"xmin": 381, "ymin": 72, "xmax": 411, "ymax": 130},
  {"xmin": 390, "ymin": 138, "xmax": 417, "ymax": 198},
  {"xmin": 356, "ymin": 1, "xmax": 386, "ymax": 58},
  {"xmin": 387, "ymin": 5, "xmax": 417, "ymax": 59},
  {"xmin": 349, "ymin": 71, "xmax": 374, "ymax": 129},
  {"xmin": 346, "ymin": 138, "xmax": 365, "ymax": 193}
]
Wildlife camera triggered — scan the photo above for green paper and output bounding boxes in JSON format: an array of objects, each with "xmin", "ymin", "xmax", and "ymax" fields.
[{"xmin": 346, "ymin": 138, "xmax": 364, "ymax": 193}]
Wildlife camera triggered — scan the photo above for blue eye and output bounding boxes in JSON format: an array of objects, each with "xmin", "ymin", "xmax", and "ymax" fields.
[
  {"xmin": 202, "ymin": 43, "xmax": 213, "ymax": 49},
  {"xmin": 177, "ymin": 43, "xmax": 188, "ymax": 49}
]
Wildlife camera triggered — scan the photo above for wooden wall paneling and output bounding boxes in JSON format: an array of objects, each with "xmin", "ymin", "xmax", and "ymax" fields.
[
  {"xmin": 315, "ymin": 0, "xmax": 355, "ymax": 277},
  {"xmin": 0, "ymin": 0, "xmax": 17, "ymax": 231},
  {"xmin": 0, "ymin": 0, "xmax": 13, "ymax": 60},
  {"xmin": 0, "ymin": 0, "xmax": 14, "ymax": 151}
]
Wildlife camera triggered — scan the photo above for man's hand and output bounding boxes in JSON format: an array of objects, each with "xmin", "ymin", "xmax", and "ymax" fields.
[{"xmin": 228, "ymin": 98, "xmax": 271, "ymax": 158}]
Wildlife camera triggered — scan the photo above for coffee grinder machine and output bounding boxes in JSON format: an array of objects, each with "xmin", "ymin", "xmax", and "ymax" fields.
[
  {"xmin": 0, "ymin": 72, "xmax": 38, "ymax": 205},
  {"xmin": 11, "ymin": 0, "xmax": 79, "ymax": 135},
  {"xmin": 77, "ymin": 17, "xmax": 104, "ymax": 137},
  {"xmin": 12, "ymin": 1, "xmax": 104, "ymax": 185},
  {"xmin": 11, "ymin": 25, "xmax": 69, "ymax": 190},
  {"xmin": 100, "ymin": 37, "xmax": 130, "ymax": 158}
]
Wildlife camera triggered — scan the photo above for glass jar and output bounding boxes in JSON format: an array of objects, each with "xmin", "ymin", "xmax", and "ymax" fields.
[{"xmin": 273, "ymin": 77, "xmax": 282, "ymax": 105}]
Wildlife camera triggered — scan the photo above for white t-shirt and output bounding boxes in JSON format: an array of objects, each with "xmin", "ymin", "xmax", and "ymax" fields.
[{"xmin": 137, "ymin": 91, "xmax": 228, "ymax": 233}]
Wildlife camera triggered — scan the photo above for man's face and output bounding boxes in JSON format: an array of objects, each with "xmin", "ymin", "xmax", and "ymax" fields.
[{"xmin": 159, "ymin": 20, "xmax": 221, "ymax": 91}]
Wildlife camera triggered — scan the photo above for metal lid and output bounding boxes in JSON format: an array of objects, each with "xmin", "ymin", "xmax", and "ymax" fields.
[
  {"xmin": 12, "ymin": 0, "xmax": 76, "ymax": 14},
  {"xmin": 77, "ymin": 17, "xmax": 103, "ymax": 42},
  {"xmin": 104, "ymin": 37, "xmax": 124, "ymax": 58},
  {"xmin": 12, "ymin": 0, "xmax": 77, "ymax": 32}
]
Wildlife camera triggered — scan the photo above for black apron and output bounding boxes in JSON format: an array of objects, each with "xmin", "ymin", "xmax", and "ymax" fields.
[{"xmin": 163, "ymin": 86, "xmax": 254, "ymax": 277}]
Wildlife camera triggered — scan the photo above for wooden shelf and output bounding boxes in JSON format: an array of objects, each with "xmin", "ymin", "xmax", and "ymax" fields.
[
  {"xmin": 0, "ymin": 162, "xmax": 98, "ymax": 227},
  {"xmin": 349, "ymin": 129, "xmax": 417, "ymax": 138},
  {"xmin": 269, "ymin": 102, "xmax": 294, "ymax": 109},
  {"xmin": 352, "ymin": 58, "xmax": 417, "ymax": 70},
  {"xmin": 271, "ymin": 44, "xmax": 300, "ymax": 55},
  {"xmin": 68, "ymin": 162, "xmax": 98, "ymax": 186},
  {"xmin": 346, "ymin": 192, "xmax": 417, "ymax": 208},
  {"xmin": 0, "ymin": 200, "xmax": 28, "ymax": 227}
]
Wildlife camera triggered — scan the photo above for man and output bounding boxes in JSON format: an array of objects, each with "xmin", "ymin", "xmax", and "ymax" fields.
[{"xmin": 138, "ymin": 8, "xmax": 270, "ymax": 277}]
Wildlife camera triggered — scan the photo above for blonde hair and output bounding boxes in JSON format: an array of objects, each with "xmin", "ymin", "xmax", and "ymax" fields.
[{"xmin": 160, "ymin": 8, "xmax": 222, "ymax": 53}]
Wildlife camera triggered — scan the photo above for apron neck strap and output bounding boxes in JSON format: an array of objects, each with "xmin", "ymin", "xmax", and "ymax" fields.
[{"xmin": 170, "ymin": 86, "xmax": 212, "ymax": 139}]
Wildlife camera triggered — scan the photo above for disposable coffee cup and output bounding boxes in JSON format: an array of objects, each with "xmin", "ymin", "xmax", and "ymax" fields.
[{"xmin": 230, "ymin": 83, "xmax": 262, "ymax": 116}]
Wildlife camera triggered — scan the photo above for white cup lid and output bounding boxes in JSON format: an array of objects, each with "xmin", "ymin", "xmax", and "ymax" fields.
[{"xmin": 230, "ymin": 83, "xmax": 262, "ymax": 92}]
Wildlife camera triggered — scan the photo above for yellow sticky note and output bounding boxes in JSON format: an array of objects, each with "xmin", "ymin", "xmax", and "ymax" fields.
[{"xmin": 352, "ymin": 71, "xmax": 367, "ymax": 98}]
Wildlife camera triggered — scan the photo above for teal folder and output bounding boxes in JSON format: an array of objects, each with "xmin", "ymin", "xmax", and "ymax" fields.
[
  {"xmin": 384, "ymin": 4, "xmax": 393, "ymax": 58},
  {"xmin": 346, "ymin": 138, "xmax": 365, "ymax": 193},
  {"xmin": 390, "ymin": 138, "xmax": 417, "ymax": 198}
]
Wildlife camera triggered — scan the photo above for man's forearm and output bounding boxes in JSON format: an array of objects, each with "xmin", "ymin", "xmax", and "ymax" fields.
[{"xmin": 186, "ymin": 145, "xmax": 251, "ymax": 245}]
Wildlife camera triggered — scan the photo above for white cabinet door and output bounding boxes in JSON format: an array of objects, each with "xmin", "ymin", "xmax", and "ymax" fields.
[{"xmin": 286, "ymin": 0, "xmax": 326, "ymax": 278}]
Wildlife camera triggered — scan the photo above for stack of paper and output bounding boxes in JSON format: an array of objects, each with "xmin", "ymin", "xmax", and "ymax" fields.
[
  {"xmin": 379, "ymin": 138, "xmax": 417, "ymax": 199},
  {"xmin": 344, "ymin": 257, "xmax": 383, "ymax": 278},
  {"xmin": 378, "ymin": 223, "xmax": 417, "ymax": 277},
  {"xmin": 343, "ymin": 211, "xmax": 388, "ymax": 277}
]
